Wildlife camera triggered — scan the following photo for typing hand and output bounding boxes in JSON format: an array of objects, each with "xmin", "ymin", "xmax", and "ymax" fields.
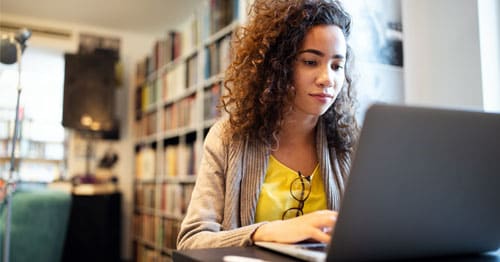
[{"xmin": 252, "ymin": 210, "xmax": 337, "ymax": 244}]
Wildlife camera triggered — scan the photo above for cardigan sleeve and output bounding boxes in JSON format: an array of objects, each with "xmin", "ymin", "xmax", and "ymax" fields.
[{"xmin": 176, "ymin": 120, "xmax": 267, "ymax": 249}]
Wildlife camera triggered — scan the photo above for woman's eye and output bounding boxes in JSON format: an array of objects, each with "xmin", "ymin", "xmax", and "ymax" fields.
[
  {"xmin": 332, "ymin": 64, "xmax": 344, "ymax": 71},
  {"xmin": 303, "ymin": 60, "xmax": 317, "ymax": 66}
]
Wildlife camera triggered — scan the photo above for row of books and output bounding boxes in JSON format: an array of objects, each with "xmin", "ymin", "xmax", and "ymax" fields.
[
  {"xmin": 136, "ymin": 80, "xmax": 222, "ymax": 138},
  {"xmin": 134, "ymin": 181, "xmax": 195, "ymax": 217},
  {"xmin": 139, "ymin": 81, "xmax": 161, "ymax": 112},
  {"xmin": 147, "ymin": 34, "xmax": 230, "ymax": 106},
  {"xmin": 135, "ymin": 60, "xmax": 197, "ymax": 119},
  {"xmin": 138, "ymin": 55, "xmax": 198, "ymax": 111},
  {"xmin": 135, "ymin": 142, "xmax": 198, "ymax": 180},
  {"xmin": 160, "ymin": 218, "xmax": 182, "ymax": 249},
  {"xmin": 133, "ymin": 214, "xmax": 183, "ymax": 251},
  {"xmin": 134, "ymin": 88, "xmax": 143, "ymax": 120},
  {"xmin": 160, "ymin": 183, "xmax": 195, "ymax": 216},
  {"xmin": 186, "ymin": 54, "xmax": 199, "ymax": 90},
  {"xmin": 205, "ymin": 34, "xmax": 232, "ymax": 79},
  {"xmin": 134, "ymin": 111, "xmax": 158, "ymax": 138},
  {"xmin": 142, "ymin": 83, "xmax": 158, "ymax": 113},
  {"xmin": 135, "ymin": 31, "xmax": 182, "ymax": 86},
  {"xmin": 152, "ymin": 31, "xmax": 182, "ymax": 74},
  {"xmin": 164, "ymin": 95, "xmax": 198, "ymax": 131},
  {"xmin": 207, "ymin": 0, "xmax": 240, "ymax": 36},
  {"xmin": 134, "ymin": 213, "xmax": 157, "ymax": 246},
  {"xmin": 135, "ymin": 183, "xmax": 156, "ymax": 209},
  {"xmin": 164, "ymin": 62, "xmax": 187, "ymax": 101},
  {"xmin": 134, "ymin": 37, "xmax": 231, "ymax": 129},
  {"xmin": 135, "ymin": 0, "xmax": 239, "ymax": 85},
  {"xmin": 164, "ymin": 143, "xmax": 197, "ymax": 177},
  {"xmin": 135, "ymin": 146, "xmax": 156, "ymax": 180},
  {"xmin": 135, "ymin": 82, "xmax": 221, "ymax": 139},
  {"xmin": 203, "ymin": 83, "xmax": 222, "ymax": 120},
  {"xmin": 134, "ymin": 18, "xmax": 234, "ymax": 117}
]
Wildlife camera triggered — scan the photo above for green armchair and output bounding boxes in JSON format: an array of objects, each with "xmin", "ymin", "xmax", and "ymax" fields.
[{"xmin": 0, "ymin": 186, "xmax": 72, "ymax": 262}]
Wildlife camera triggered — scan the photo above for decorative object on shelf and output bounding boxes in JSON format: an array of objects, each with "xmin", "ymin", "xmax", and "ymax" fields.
[
  {"xmin": 0, "ymin": 27, "xmax": 32, "ymax": 262},
  {"xmin": 70, "ymin": 132, "xmax": 119, "ymax": 195}
]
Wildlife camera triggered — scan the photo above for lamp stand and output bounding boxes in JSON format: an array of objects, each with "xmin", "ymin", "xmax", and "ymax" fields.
[
  {"xmin": 83, "ymin": 130, "xmax": 96, "ymax": 182},
  {"xmin": 2, "ymin": 38, "xmax": 23, "ymax": 262}
]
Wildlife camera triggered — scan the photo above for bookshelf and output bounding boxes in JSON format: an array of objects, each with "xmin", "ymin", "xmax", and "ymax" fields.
[
  {"xmin": 131, "ymin": 0, "xmax": 244, "ymax": 261},
  {"xmin": 0, "ymin": 109, "xmax": 66, "ymax": 182}
]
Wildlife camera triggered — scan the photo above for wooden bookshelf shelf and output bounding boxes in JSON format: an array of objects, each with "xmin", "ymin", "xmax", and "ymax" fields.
[{"xmin": 157, "ymin": 176, "xmax": 196, "ymax": 184}]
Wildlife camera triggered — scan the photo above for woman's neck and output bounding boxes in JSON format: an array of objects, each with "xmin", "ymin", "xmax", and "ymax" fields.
[
  {"xmin": 271, "ymin": 113, "xmax": 319, "ymax": 175},
  {"xmin": 277, "ymin": 113, "xmax": 318, "ymax": 149}
]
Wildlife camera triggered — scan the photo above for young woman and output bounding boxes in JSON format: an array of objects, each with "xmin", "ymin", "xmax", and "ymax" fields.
[{"xmin": 177, "ymin": 0, "xmax": 358, "ymax": 249}]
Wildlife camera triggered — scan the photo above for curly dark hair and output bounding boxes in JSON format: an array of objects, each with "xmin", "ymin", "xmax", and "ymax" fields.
[{"xmin": 221, "ymin": 0, "xmax": 358, "ymax": 154}]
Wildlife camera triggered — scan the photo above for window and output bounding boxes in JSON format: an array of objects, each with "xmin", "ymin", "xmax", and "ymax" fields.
[{"xmin": 0, "ymin": 46, "xmax": 66, "ymax": 182}]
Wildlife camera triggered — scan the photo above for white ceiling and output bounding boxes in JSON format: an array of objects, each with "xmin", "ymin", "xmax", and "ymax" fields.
[{"xmin": 0, "ymin": 0, "xmax": 204, "ymax": 35}]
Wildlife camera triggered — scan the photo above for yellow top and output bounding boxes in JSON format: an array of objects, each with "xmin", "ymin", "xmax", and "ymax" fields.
[{"xmin": 255, "ymin": 155, "xmax": 327, "ymax": 222}]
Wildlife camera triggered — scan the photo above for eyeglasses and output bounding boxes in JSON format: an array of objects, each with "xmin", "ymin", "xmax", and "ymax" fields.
[{"xmin": 282, "ymin": 171, "xmax": 312, "ymax": 220}]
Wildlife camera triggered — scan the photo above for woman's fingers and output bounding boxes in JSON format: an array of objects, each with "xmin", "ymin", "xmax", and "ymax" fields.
[
  {"xmin": 309, "ymin": 226, "xmax": 331, "ymax": 243},
  {"xmin": 299, "ymin": 210, "xmax": 337, "ymax": 231},
  {"xmin": 252, "ymin": 210, "xmax": 339, "ymax": 244},
  {"xmin": 304, "ymin": 211, "xmax": 337, "ymax": 243}
]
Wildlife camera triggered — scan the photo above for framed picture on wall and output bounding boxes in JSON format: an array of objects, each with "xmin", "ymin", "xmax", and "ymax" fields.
[
  {"xmin": 344, "ymin": 0, "xmax": 403, "ymax": 67},
  {"xmin": 343, "ymin": 0, "xmax": 404, "ymax": 122}
]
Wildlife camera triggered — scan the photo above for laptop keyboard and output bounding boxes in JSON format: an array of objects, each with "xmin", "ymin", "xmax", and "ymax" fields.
[{"xmin": 297, "ymin": 243, "xmax": 327, "ymax": 252}]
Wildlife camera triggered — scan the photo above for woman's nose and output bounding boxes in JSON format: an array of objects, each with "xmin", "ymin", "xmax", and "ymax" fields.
[{"xmin": 317, "ymin": 66, "xmax": 334, "ymax": 88}]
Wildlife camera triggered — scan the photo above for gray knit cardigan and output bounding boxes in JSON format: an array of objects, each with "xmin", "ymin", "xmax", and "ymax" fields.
[{"xmin": 176, "ymin": 117, "xmax": 351, "ymax": 249}]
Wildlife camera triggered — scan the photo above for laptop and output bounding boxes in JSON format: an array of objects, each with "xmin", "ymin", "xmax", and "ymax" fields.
[{"xmin": 255, "ymin": 104, "xmax": 500, "ymax": 261}]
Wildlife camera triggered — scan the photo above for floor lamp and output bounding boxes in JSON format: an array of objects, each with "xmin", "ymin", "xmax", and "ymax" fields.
[{"xmin": 0, "ymin": 28, "xmax": 31, "ymax": 262}]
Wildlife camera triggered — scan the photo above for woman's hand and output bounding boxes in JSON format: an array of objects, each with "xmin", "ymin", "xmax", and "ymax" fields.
[{"xmin": 252, "ymin": 210, "xmax": 338, "ymax": 244}]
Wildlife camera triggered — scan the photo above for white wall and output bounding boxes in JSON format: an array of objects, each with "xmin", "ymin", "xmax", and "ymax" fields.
[
  {"xmin": 478, "ymin": 0, "xmax": 500, "ymax": 112},
  {"xmin": 1, "ymin": 13, "xmax": 155, "ymax": 260},
  {"xmin": 402, "ymin": 0, "xmax": 484, "ymax": 110},
  {"xmin": 402, "ymin": 0, "xmax": 500, "ymax": 112}
]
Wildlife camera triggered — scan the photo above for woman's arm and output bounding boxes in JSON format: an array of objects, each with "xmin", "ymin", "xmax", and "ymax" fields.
[{"xmin": 176, "ymin": 120, "xmax": 266, "ymax": 249}]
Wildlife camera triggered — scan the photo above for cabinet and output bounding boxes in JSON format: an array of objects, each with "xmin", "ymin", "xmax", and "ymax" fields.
[
  {"xmin": 131, "ymin": 0, "xmax": 245, "ymax": 261},
  {"xmin": 62, "ymin": 192, "xmax": 122, "ymax": 262}
]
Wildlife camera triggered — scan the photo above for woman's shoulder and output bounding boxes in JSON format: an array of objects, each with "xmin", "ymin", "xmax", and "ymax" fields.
[
  {"xmin": 205, "ymin": 117, "xmax": 235, "ymax": 147},
  {"xmin": 204, "ymin": 117, "xmax": 248, "ymax": 163},
  {"xmin": 207, "ymin": 117, "xmax": 229, "ymax": 137}
]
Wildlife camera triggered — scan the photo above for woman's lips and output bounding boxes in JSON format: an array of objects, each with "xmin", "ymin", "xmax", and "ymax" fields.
[{"xmin": 310, "ymin": 93, "xmax": 333, "ymax": 103}]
